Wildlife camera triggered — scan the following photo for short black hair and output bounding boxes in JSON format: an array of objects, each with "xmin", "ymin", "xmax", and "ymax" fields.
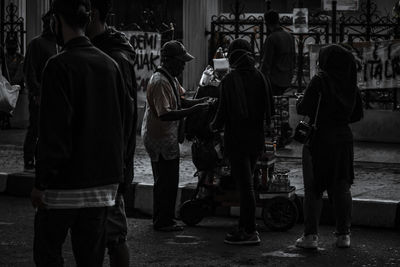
[
  {"xmin": 90, "ymin": 0, "xmax": 113, "ymax": 23},
  {"xmin": 264, "ymin": 10, "xmax": 280, "ymax": 25},
  {"xmin": 52, "ymin": 0, "xmax": 91, "ymax": 29}
]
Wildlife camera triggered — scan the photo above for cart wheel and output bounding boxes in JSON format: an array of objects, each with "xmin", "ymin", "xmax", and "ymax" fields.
[
  {"xmin": 262, "ymin": 197, "xmax": 298, "ymax": 231},
  {"xmin": 179, "ymin": 199, "xmax": 206, "ymax": 226}
]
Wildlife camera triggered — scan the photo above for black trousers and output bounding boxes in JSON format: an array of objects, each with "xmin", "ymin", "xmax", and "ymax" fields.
[
  {"xmin": 302, "ymin": 145, "xmax": 352, "ymax": 235},
  {"xmin": 229, "ymin": 153, "xmax": 258, "ymax": 233},
  {"xmin": 33, "ymin": 207, "xmax": 108, "ymax": 267},
  {"xmin": 151, "ymin": 155, "xmax": 179, "ymax": 228},
  {"xmin": 23, "ymin": 97, "xmax": 39, "ymax": 164}
]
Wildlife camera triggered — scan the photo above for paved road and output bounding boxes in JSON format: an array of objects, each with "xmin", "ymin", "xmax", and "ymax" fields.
[{"xmin": 0, "ymin": 195, "xmax": 399, "ymax": 267}]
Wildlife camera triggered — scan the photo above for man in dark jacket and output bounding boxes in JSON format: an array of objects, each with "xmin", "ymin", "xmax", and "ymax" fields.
[
  {"xmin": 31, "ymin": 0, "xmax": 132, "ymax": 266},
  {"xmin": 260, "ymin": 10, "xmax": 295, "ymax": 96},
  {"xmin": 23, "ymin": 11, "xmax": 57, "ymax": 171},
  {"xmin": 86, "ymin": 0, "xmax": 137, "ymax": 266}
]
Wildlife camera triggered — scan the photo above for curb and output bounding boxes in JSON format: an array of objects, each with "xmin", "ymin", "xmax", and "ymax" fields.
[
  {"xmin": 5, "ymin": 172, "xmax": 34, "ymax": 196},
  {"xmin": 1, "ymin": 172, "xmax": 399, "ymax": 229},
  {"xmin": 0, "ymin": 172, "xmax": 8, "ymax": 193},
  {"xmin": 125, "ymin": 182, "xmax": 400, "ymax": 229}
]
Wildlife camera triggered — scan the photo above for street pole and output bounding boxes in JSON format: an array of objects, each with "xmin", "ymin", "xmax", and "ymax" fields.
[
  {"xmin": 297, "ymin": 0, "xmax": 304, "ymax": 92},
  {"xmin": 265, "ymin": 0, "xmax": 271, "ymax": 12},
  {"xmin": 332, "ymin": 0, "xmax": 337, "ymax": 43},
  {"xmin": 1, "ymin": 0, "xmax": 5, "ymax": 76},
  {"xmin": 234, "ymin": 0, "xmax": 240, "ymax": 39},
  {"xmin": 366, "ymin": 0, "xmax": 371, "ymax": 41},
  {"xmin": 1, "ymin": 0, "xmax": 4, "ymax": 49}
]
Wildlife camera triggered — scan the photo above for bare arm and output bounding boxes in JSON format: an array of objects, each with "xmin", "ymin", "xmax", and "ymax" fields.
[
  {"xmin": 159, "ymin": 103, "xmax": 209, "ymax": 121},
  {"xmin": 181, "ymin": 97, "xmax": 208, "ymax": 108}
]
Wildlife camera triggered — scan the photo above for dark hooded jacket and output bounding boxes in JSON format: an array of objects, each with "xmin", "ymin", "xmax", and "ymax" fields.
[
  {"xmin": 36, "ymin": 37, "xmax": 127, "ymax": 190},
  {"xmin": 211, "ymin": 39, "xmax": 274, "ymax": 156},
  {"xmin": 296, "ymin": 44, "xmax": 364, "ymax": 196},
  {"xmin": 92, "ymin": 28, "xmax": 137, "ymax": 193},
  {"xmin": 23, "ymin": 29, "xmax": 57, "ymax": 98}
]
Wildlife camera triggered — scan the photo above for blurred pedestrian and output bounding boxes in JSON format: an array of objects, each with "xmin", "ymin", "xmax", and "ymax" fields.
[
  {"xmin": 23, "ymin": 11, "xmax": 57, "ymax": 171},
  {"xmin": 295, "ymin": 44, "xmax": 363, "ymax": 249},
  {"xmin": 260, "ymin": 10, "xmax": 296, "ymax": 96},
  {"xmin": 4, "ymin": 33, "xmax": 24, "ymax": 87},
  {"xmin": 86, "ymin": 0, "xmax": 137, "ymax": 266},
  {"xmin": 31, "ymin": 0, "xmax": 131, "ymax": 266},
  {"xmin": 211, "ymin": 38, "xmax": 274, "ymax": 245},
  {"xmin": 0, "ymin": 33, "xmax": 24, "ymax": 129},
  {"xmin": 142, "ymin": 40, "xmax": 210, "ymax": 231}
]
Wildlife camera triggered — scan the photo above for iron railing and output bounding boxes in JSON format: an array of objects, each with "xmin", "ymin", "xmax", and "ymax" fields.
[{"xmin": 207, "ymin": 0, "xmax": 399, "ymax": 110}]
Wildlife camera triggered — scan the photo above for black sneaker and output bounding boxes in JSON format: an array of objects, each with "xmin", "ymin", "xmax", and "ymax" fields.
[
  {"xmin": 154, "ymin": 223, "xmax": 184, "ymax": 232},
  {"xmin": 226, "ymin": 227, "xmax": 241, "ymax": 238},
  {"xmin": 224, "ymin": 230, "xmax": 260, "ymax": 245}
]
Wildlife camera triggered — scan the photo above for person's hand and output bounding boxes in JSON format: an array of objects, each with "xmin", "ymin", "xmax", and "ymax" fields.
[
  {"xmin": 295, "ymin": 93, "xmax": 304, "ymax": 99},
  {"xmin": 209, "ymin": 122, "xmax": 216, "ymax": 133},
  {"xmin": 31, "ymin": 187, "xmax": 46, "ymax": 209},
  {"xmin": 199, "ymin": 97, "xmax": 210, "ymax": 103},
  {"xmin": 192, "ymin": 102, "xmax": 209, "ymax": 113},
  {"xmin": 206, "ymin": 97, "xmax": 217, "ymax": 106},
  {"xmin": 33, "ymin": 96, "xmax": 40, "ymax": 106}
]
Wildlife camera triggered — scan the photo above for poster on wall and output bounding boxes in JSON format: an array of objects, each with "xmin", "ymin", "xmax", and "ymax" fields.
[
  {"xmin": 309, "ymin": 40, "xmax": 400, "ymax": 90},
  {"xmin": 293, "ymin": 8, "xmax": 308, "ymax": 34},
  {"xmin": 322, "ymin": 0, "xmax": 359, "ymax": 11},
  {"xmin": 123, "ymin": 31, "xmax": 161, "ymax": 107}
]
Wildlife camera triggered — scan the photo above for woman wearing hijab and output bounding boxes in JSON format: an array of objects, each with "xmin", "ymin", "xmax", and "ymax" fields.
[
  {"xmin": 211, "ymin": 39, "xmax": 274, "ymax": 245},
  {"xmin": 295, "ymin": 44, "xmax": 363, "ymax": 249}
]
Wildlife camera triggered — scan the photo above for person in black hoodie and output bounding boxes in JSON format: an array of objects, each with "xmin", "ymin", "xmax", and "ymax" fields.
[
  {"xmin": 31, "ymin": 0, "xmax": 132, "ymax": 266},
  {"xmin": 211, "ymin": 39, "xmax": 274, "ymax": 245},
  {"xmin": 295, "ymin": 44, "xmax": 363, "ymax": 249},
  {"xmin": 23, "ymin": 11, "xmax": 58, "ymax": 171},
  {"xmin": 86, "ymin": 1, "xmax": 136, "ymax": 266}
]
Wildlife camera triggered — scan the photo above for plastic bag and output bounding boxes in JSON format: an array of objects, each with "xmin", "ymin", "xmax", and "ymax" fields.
[
  {"xmin": 199, "ymin": 65, "xmax": 214, "ymax": 86},
  {"xmin": 0, "ymin": 73, "xmax": 20, "ymax": 113}
]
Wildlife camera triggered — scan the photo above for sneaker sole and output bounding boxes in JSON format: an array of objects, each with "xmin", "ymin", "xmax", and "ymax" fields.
[
  {"xmin": 224, "ymin": 239, "xmax": 261, "ymax": 246},
  {"xmin": 295, "ymin": 243, "xmax": 318, "ymax": 249},
  {"xmin": 336, "ymin": 244, "xmax": 350, "ymax": 248}
]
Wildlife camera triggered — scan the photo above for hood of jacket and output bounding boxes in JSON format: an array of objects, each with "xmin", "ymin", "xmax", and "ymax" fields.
[{"xmin": 91, "ymin": 27, "xmax": 136, "ymax": 60}]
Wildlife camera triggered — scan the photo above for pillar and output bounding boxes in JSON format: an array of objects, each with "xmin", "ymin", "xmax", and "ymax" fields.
[
  {"xmin": 182, "ymin": 0, "xmax": 221, "ymax": 92},
  {"xmin": 26, "ymin": 0, "xmax": 50, "ymax": 44}
]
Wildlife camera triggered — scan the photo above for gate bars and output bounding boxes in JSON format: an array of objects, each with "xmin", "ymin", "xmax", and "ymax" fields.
[{"xmin": 208, "ymin": 0, "xmax": 400, "ymax": 107}]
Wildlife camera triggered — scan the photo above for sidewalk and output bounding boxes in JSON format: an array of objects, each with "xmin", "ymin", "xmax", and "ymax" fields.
[{"xmin": 1, "ymin": 129, "xmax": 399, "ymax": 228}]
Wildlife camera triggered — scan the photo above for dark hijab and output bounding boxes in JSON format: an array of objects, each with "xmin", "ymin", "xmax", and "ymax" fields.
[
  {"xmin": 228, "ymin": 38, "xmax": 256, "ymax": 71},
  {"xmin": 224, "ymin": 39, "xmax": 273, "ymax": 121},
  {"xmin": 318, "ymin": 44, "xmax": 358, "ymax": 120}
]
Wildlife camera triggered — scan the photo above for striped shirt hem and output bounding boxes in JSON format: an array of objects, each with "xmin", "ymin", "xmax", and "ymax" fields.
[{"xmin": 44, "ymin": 184, "xmax": 119, "ymax": 209}]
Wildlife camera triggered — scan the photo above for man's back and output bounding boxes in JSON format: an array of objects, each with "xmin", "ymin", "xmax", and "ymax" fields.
[
  {"xmin": 37, "ymin": 36, "xmax": 126, "ymax": 190},
  {"xmin": 24, "ymin": 34, "xmax": 57, "ymax": 97},
  {"xmin": 261, "ymin": 28, "xmax": 295, "ymax": 88}
]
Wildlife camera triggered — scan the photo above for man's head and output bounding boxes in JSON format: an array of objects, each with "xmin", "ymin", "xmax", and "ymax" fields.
[
  {"xmin": 160, "ymin": 40, "xmax": 194, "ymax": 77},
  {"xmin": 264, "ymin": 10, "xmax": 280, "ymax": 30},
  {"xmin": 5, "ymin": 33, "xmax": 18, "ymax": 55},
  {"xmin": 51, "ymin": 0, "xmax": 91, "ymax": 46},
  {"xmin": 42, "ymin": 11, "xmax": 53, "ymax": 34},
  {"xmin": 90, "ymin": 0, "xmax": 112, "ymax": 23},
  {"xmin": 86, "ymin": 0, "xmax": 112, "ymax": 38}
]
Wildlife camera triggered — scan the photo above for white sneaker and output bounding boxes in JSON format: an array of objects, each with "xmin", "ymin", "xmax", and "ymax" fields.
[
  {"xmin": 336, "ymin": 234, "xmax": 351, "ymax": 248},
  {"xmin": 295, "ymin": 234, "xmax": 318, "ymax": 249}
]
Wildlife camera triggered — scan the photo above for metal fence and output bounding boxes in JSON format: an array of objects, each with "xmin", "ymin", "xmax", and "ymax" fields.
[
  {"xmin": 208, "ymin": 0, "xmax": 400, "ymax": 110},
  {"xmin": 0, "ymin": 1, "xmax": 25, "ymax": 79}
]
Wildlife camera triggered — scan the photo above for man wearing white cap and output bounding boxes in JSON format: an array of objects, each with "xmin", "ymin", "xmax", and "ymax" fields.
[{"xmin": 142, "ymin": 40, "xmax": 210, "ymax": 231}]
